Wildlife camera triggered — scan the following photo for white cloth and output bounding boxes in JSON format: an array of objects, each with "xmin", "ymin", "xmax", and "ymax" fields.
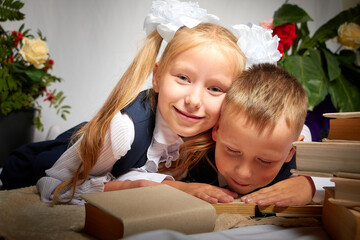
[
  {"xmin": 37, "ymin": 111, "xmax": 135, "ymax": 205},
  {"xmin": 37, "ymin": 108, "xmax": 182, "ymax": 205},
  {"xmin": 117, "ymin": 109, "xmax": 182, "ymax": 182}
]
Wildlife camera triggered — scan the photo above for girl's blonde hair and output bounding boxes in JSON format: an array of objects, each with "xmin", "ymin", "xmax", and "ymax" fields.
[{"xmin": 53, "ymin": 23, "xmax": 246, "ymax": 204}]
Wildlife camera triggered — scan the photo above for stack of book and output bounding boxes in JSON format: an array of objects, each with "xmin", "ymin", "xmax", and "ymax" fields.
[{"xmin": 291, "ymin": 111, "xmax": 360, "ymax": 240}]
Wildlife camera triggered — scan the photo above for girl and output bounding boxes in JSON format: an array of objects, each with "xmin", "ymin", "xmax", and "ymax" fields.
[{"xmin": 35, "ymin": 0, "xmax": 249, "ymax": 205}]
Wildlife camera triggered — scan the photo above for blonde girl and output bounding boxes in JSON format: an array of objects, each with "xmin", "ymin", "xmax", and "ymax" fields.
[{"xmin": 35, "ymin": 0, "xmax": 250, "ymax": 205}]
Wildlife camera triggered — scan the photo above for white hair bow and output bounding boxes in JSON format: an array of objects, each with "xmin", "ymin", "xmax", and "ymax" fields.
[
  {"xmin": 232, "ymin": 23, "xmax": 281, "ymax": 69},
  {"xmin": 143, "ymin": 0, "xmax": 219, "ymax": 42}
]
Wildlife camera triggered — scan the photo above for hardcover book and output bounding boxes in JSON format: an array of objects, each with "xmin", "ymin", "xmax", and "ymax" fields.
[
  {"xmin": 292, "ymin": 141, "xmax": 360, "ymax": 175},
  {"xmin": 323, "ymin": 111, "xmax": 360, "ymax": 141},
  {"xmin": 329, "ymin": 177, "xmax": 360, "ymax": 207},
  {"xmin": 322, "ymin": 187, "xmax": 360, "ymax": 240},
  {"xmin": 81, "ymin": 185, "xmax": 217, "ymax": 240}
]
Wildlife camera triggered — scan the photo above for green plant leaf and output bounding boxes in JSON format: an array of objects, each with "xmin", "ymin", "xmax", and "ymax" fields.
[
  {"xmin": 273, "ymin": 4, "xmax": 313, "ymax": 26},
  {"xmin": 24, "ymin": 69, "xmax": 44, "ymax": 82},
  {"xmin": 280, "ymin": 50, "xmax": 328, "ymax": 110},
  {"xmin": 308, "ymin": 4, "xmax": 360, "ymax": 47},
  {"xmin": 323, "ymin": 50, "xmax": 341, "ymax": 81},
  {"xmin": 0, "ymin": 0, "xmax": 25, "ymax": 22},
  {"xmin": 329, "ymin": 74, "xmax": 360, "ymax": 112}
]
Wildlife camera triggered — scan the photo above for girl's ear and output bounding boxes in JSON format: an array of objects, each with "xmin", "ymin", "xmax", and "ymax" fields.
[{"xmin": 152, "ymin": 63, "xmax": 160, "ymax": 93}]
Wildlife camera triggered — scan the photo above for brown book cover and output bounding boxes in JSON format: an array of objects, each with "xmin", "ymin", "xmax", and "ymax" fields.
[
  {"xmin": 322, "ymin": 187, "xmax": 360, "ymax": 240},
  {"xmin": 212, "ymin": 199, "xmax": 322, "ymax": 217},
  {"xmin": 212, "ymin": 199, "xmax": 256, "ymax": 216},
  {"xmin": 329, "ymin": 177, "xmax": 360, "ymax": 207},
  {"xmin": 258, "ymin": 204, "xmax": 323, "ymax": 217},
  {"xmin": 81, "ymin": 185, "xmax": 217, "ymax": 240},
  {"xmin": 323, "ymin": 111, "xmax": 360, "ymax": 141},
  {"xmin": 292, "ymin": 141, "xmax": 360, "ymax": 174}
]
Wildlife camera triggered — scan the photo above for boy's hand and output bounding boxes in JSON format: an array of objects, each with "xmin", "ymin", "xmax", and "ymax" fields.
[
  {"xmin": 240, "ymin": 176, "xmax": 315, "ymax": 206},
  {"xmin": 163, "ymin": 180, "xmax": 238, "ymax": 204}
]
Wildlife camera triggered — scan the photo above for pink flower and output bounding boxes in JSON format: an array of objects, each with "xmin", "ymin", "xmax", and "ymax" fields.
[{"xmin": 260, "ymin": 18, "xmax": 274, "ymax": 30}]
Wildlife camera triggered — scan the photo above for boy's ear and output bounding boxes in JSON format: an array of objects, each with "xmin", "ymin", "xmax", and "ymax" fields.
[
  {"xmin": 212, "ymin": 122, "xmax": 220, "ymax": 142},
  {"xmin": 297, "ymin": 135, "xmax": 305, "ymax": 141},
  {"xmin": 152, "ymin": 63, "xmax": 160, "ymax": 93},
  {"xmin": 284, "ymin": 147, "xmax": 296, "ymax": 163}
]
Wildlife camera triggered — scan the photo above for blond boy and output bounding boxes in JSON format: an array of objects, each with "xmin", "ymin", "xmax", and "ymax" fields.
[{"xmin": 208, "ymin": 63, "xmax": 315, "ymax": 206}]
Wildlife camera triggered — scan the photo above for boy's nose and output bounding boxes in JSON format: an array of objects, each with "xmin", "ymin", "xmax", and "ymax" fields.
[{"xmin": 234, "ymin": 163, "xmax": 252, "ymax": 180}]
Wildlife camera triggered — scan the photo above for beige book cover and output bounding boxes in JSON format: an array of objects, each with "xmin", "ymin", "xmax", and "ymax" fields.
[
  {"xmin": 323, "ymin": 112, "xmax": 360, "ymax": 119},
  {"xmin": 81, "ymin": 185, "xmax": 216, "ymax": 239},
  {"xmin": 292, "ymin": 141, "xmax": 360, "ymax": 174}
]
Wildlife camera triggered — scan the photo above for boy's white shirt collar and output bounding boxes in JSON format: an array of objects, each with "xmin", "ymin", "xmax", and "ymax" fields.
[{"xmin": 141, "ymin": 107, "xmax": 184, "ymax": 173}]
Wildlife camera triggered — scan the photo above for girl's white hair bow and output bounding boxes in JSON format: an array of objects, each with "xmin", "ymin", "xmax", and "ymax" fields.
[{"xmin": 143, "ymin": 0, "xmax": 219, "ymax": 42}]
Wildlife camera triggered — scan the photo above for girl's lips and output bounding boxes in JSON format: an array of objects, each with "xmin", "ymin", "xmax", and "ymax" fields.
[{"xmin": 174, "ymin": 107, "xmax": 204, "ymax": 122}]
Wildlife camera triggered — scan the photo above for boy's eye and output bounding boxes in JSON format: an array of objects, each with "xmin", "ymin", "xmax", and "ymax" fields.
[
  {"xmin": 257, "ymin": 158, "xmax": 272, "ymax": 165},
  {"xmin": 226, "ymin": 146, "xmax": 242, "ymax": 155}
]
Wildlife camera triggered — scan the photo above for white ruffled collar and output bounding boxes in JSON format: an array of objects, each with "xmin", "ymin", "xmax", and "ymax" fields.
[{"xmin": 142, "ymin": 107, "xmax": 184, "ymax": 172}]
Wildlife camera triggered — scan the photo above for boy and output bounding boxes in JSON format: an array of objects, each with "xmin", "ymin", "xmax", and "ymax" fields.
[{"xmin": 168, "ymin": 63, "xmax": 315, "ymax": 206}]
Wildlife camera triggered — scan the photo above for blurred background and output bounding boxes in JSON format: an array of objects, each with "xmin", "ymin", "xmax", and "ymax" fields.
[{"xmin": 2, "ymin": 0, "xmax": 357, "ymax": 141}]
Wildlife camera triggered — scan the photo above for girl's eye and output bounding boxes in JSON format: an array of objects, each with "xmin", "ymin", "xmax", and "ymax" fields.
[
  {"xmin": 208, "ymin": 86, "xmax": 223, "ymax": 94},
  {"xmin": 177, "ymin": 75, "xmax": 189, "ymax": 82},
  {"xmin": 257, "ymin": 158, "xmax": 272, "ymax": 165}
]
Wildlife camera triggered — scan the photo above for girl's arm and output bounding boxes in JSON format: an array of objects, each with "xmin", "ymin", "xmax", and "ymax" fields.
[{"xmin": 37, "ymin": 112, "xmax": 135, "ymax": 205}]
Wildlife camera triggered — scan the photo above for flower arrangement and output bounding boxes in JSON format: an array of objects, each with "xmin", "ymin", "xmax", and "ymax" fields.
[
  {"xmin": 260, "ymin": 3, "xmax": 360, "ymax": 112},
  {"xmin": 0, "ymin": 0, "xmax": 70, "ymax": 131}
]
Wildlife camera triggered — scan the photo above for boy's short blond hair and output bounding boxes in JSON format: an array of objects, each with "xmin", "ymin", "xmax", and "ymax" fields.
[{"xmin": 222, "ymin": 63, "xmax": 308, "ymax": 139}]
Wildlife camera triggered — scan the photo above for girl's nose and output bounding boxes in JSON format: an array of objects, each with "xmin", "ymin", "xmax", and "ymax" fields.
[{"xmin": 185, "ymin": 89, "xmax": 202, "ymax": 110}]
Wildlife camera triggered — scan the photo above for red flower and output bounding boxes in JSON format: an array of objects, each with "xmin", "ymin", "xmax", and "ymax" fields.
[
  {"xmin": 6, "ymin": 55, "xmax": 14, "ymax": 63},
  {"xmin": 273, "ymin": 23, "xmax": 297, "ymax": 51},
  {"xmin": 44, "ymin": 89, "xmax": 56, "ymax": 102},
  {"xmin": 11, "ymin": 31, "xmax": 23, "ymax": 46},
  {"xmin": 44, "ymin": 59, "xmax": 55, "ymax": 71}
]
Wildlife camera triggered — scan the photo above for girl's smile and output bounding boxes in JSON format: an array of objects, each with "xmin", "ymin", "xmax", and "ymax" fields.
[{"xmin": 174, "ymin": 107, "xmax": 204, "ymax": 123}]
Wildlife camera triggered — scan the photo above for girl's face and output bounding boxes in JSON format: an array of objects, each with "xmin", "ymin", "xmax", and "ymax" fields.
[{"xmin": 153, "ymin": 45, "xmax": 234, "ymax": 137}]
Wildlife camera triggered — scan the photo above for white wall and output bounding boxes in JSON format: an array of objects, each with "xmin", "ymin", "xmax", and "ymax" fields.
[{"xmin": 2, "ymin": 0, "xmax": 343, "ymax": 141}]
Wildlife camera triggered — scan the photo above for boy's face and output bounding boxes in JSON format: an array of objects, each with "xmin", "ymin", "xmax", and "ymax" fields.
[{"xmin": 212, "ymin": 111, "xmax": 301, "ymax": 194}]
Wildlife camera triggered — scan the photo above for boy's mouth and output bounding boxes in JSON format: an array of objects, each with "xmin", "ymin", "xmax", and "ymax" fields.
[{"xmin": 232, "ymin": 178, "xmax": 250, "ymax": 187}]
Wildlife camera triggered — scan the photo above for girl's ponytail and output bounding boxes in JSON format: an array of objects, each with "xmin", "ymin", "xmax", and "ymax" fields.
[{"xmin": 52, "ymin": 31, "xmax": 163, "ymax": 205}]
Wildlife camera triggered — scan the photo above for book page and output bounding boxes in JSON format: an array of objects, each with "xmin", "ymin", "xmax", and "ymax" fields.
[{"xmin": 323, "ymin": 112, "xmax": 360, "ymax": 119}]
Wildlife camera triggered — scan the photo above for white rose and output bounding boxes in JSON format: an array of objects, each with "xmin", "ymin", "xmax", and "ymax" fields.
[
  {"xmin": 144, "ymin": 0, "xmax": 219, "ymax": 42},
  {"xmin": 19, "ymin": 37, "xmax": 49, "ymax": 69},
  {"xmin": 232, "ymin": 23, "xmax": 281, "ymax": 69}
]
